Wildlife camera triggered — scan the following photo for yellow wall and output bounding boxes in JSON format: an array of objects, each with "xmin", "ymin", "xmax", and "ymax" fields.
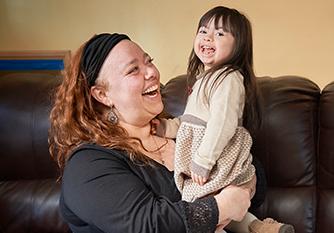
[{"xmin": 1, "ymin": 0, "xmax": 334, "ymax": 89}]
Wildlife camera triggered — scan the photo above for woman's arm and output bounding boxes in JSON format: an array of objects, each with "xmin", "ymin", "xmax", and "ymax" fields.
[
  {"xmin": 214, "ymin": 185, "xmax": 251, "ymax": 231},
  {"xmin": 214, "ymin": 185, "xmax": 251, "ymax": 223}
]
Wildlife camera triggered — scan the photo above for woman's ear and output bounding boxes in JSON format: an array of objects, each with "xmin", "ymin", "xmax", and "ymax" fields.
[{"xmin": 90, "ymin": 85, "xmax": 112, "ymax": 107}]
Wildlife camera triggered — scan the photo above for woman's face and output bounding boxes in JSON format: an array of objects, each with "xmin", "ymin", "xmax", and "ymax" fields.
[{"xmin": 97, "ymin": 40, "xmax": 163, "ymax": 127}]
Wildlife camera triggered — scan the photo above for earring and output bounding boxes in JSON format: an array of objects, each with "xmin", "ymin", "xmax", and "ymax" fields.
[{"xmin": 107, "ymin": 107, "xmax": 118, "ymax": 124}]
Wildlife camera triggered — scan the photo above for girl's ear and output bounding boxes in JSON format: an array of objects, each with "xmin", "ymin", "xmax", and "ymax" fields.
[{"xmin": 90, "ymin": 85, "xmax": 112, "ymax": 107}]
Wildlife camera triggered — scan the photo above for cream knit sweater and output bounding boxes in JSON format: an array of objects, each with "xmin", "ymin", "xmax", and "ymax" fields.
[{"xmin": 161, "ymin": 69, "xmax": 255, "ymax": 201}]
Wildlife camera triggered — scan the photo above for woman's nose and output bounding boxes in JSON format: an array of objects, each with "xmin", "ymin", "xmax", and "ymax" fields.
[{"xmin": 144, "ymin": 67, "xmax": 156, "ymax": 80}]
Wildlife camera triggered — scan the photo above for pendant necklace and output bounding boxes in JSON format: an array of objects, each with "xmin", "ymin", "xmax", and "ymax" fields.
[{"xmin": 151, "ymin": 136, "xmax": 168, "ymax": 165}]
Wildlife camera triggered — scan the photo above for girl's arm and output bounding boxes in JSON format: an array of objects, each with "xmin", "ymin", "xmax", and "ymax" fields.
[
  {"xmin": 155, "ymin": 117, "xmax": 181, "ymax": 138},
  {"xmin": 192, "ymin": 71, "xmax": 245, "ymax": 176}
]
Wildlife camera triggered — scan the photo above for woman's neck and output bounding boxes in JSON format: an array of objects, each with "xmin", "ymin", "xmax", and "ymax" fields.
[
  {"xmin": 119, "ymin": 121, "xmax": 152, "ymax": 141},
  {"xmin": 119, "ymin": 120, "xmax": 172, "ymax": 169}
]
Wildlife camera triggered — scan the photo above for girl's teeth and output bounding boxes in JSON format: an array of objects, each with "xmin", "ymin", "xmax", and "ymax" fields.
[{"xmin": 202, "ymin": 47, "xmax": 214, "ymax": 55}]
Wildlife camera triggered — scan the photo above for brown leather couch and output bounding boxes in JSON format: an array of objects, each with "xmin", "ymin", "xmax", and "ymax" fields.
[{"xmin": 0, "ymin": 72, "xmax": 333, "ymax": 233}]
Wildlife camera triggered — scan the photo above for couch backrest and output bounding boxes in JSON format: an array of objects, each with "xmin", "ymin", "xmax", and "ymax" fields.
[
  {"xmin": 0, "ymin": 73, "xmax": 69, "ymax": 233},
  {"xmin": 251, "ymin": 76, "xmax": 320, "ymax": 233},
  {"xmin": 1, "ymin": 72, "xmax": 333, "ymax": 233},
  {"xmin": 0, "ymin": 73, "xmax": 61, "ymax": 180},
  {"xmin": 318, "ymin": 81, "xmax": 334, "ymax": 233}
]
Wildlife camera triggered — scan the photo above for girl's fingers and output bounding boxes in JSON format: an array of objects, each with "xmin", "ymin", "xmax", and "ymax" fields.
[{"xmin": 191, "ymin": 172, "xmax": 206, "ymax": 186}]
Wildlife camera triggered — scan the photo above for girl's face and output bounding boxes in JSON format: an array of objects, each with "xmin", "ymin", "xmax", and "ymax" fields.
[
  {"xmin": 96, "ymin": 40, "xmax": 163, "ymax": 128},
  {"xmin": 194, "ymin": 17, "xmax": 235, "ymax": 70}
]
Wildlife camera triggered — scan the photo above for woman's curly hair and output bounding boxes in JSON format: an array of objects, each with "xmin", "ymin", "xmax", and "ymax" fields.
[{"xmin": 49, "ymin": 42, "xmax": 152, "ymax": 179}]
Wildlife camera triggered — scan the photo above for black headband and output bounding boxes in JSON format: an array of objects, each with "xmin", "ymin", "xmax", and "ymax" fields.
[{"xmin": 80, "ymin": 33, "xmax": 131, "ymax": 87}]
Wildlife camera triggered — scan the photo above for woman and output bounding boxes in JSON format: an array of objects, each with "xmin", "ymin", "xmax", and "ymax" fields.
[{"xmin": 49, "ymin": 33, "xmax": 252, "ymax": 233}]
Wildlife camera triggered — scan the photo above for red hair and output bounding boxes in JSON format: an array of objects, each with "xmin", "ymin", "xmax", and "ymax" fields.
[{"xmin": 49, "ymin": 41, "xmax": 151, "ymax": 179}]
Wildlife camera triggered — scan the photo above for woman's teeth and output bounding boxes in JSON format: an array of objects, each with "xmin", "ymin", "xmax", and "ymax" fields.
[{"xmin": 142, "ymin": 84, "xmax": 159, "ymax": 95}]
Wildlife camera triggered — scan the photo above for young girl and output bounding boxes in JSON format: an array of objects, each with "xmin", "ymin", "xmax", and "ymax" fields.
[{"xmin": 157, "ymin": 6, "xmax": 295, "ymax": 233}]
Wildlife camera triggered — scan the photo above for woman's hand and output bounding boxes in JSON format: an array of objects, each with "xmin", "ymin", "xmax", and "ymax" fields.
[{"xmin": 214, "ymin": 185, "xmax": 251, "ymax": 224}]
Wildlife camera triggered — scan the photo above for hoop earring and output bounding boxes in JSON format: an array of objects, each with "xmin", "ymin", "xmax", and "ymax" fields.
[{"xmin": 107, "ymin": 107, "xmax": 118, "ymax": 124}]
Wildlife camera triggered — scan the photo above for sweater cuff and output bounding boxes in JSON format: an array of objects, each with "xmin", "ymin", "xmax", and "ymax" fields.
[
  {"xmin": 178, "ymin": 196, "xmax": 218, "ymax": 233},
  {"xmin": 191, "ymin": 160, "xmax": 211, "ymax": 179}
]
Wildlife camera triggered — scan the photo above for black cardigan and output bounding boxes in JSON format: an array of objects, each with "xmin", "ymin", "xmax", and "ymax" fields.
[{"xmin": 60, "ymin": 144, "xmax": 219, "ymax": 233}]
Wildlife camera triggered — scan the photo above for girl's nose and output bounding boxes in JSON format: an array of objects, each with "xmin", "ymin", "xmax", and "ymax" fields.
[
  {"xmin": 203, "ymin": 31, "xmax": 213, "ymax": 42},
  {"xmin": 204, "ymin": 36, "xmax": 212, "ymax": 42}
]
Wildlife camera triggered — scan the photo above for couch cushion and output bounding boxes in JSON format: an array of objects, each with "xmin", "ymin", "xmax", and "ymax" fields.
[{"xmin": 0, "ymin": 179, "xmax": 69, "ymax": 233}]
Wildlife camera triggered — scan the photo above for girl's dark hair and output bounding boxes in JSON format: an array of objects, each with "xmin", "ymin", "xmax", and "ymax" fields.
[{"xmin": 187, "ymin": 6, "xmax": 261, "ymax": 132}]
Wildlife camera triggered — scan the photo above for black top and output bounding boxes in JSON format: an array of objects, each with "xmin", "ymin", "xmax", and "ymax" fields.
[{"xmin": 60, "ymin": 144, "xmax": 218, "ymax": 233}]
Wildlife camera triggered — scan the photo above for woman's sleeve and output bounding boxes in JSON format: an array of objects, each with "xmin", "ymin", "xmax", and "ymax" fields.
[{"xmin": 62, "ymin": 149, "xmax": 218, "ymax": 233}]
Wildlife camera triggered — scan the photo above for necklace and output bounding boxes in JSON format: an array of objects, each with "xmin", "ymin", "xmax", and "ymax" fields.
[
  {"xmin": 146, "ymin": 136, "xmax": 168, "ymax": 153},
  {"xmin": 150, "ymin": 136, "xmax": 168, "ymax": 165}
]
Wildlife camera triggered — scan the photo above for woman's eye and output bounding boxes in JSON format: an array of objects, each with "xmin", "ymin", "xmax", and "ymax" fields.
[
  {"xmin": 144, "ymin": 57, "xmax": 154, "ymax": 66},
  {"xmin": 127, "ymin": 66, "xmax": 139, "ymax": 75},
  {"xmin": 148, "ymin": 57, "xmax": 154, "ymax": 63}
]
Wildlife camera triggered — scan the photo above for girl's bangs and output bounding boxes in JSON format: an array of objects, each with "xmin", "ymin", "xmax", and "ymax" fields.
[{"xmin": 199, "ymin": 13, "xmax": 233, "ymax": 33}]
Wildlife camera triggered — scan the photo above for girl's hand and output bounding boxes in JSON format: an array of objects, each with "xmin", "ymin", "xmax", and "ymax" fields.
[
  {"xmin": 214, "ymin": 185, "xmax": 250, "ymax": 223},
  {"xmin": 191, "ymin": 171, "xmax": 208, "ymax": 186},
  {"xmin": 150, "ymin": 118, "xmax": 160, "ymax": 135}
]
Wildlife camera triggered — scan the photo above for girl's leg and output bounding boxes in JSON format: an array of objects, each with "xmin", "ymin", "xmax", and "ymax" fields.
[{"xmin": 225, "ymin": 212, "xmax": 257, "ymax": 233}]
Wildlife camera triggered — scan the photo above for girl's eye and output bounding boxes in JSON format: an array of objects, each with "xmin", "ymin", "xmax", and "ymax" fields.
[
  {"xmin": 216, "ymin": 32, "xmax": 224, "ymax": 36},
  {"xmin": 198, "ymin": 28, "xmax": 207, "ymax": 34}
]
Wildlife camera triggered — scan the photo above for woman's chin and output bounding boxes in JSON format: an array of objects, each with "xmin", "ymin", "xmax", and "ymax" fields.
[
  {"xmin": 143, "ymin": 95, "xmax": 163, "ymax": 113},
  {"xmin": 154, "ymin": 103, "xmax": 164, "ymax": 116},
  {"xmin": 148, "ymin": 103, "xmax": 164, "ymax": 118}
]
